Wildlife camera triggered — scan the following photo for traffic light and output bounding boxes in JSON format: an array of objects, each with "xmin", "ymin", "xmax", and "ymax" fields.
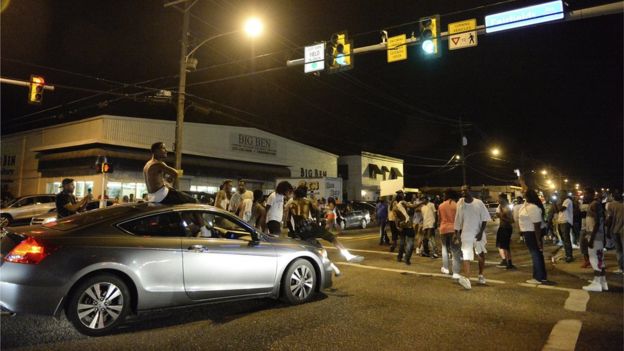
[
  {"xmin": 28, "ymin": 75, "xmax": 45, "ymax": 104},
  {"xmin": 96, "ymin": 162, "xmax": 113, "ymax": 173},
  {"xmin": 419, "ymin": 15, "xmax": 440, "ymax": 58},
  {"xmin": 327, "ymin": 31, "xmax": 353, "ymax": 73}
]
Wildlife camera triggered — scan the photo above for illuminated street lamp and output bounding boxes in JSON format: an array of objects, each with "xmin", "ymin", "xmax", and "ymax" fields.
[
  {"xmin": 244, "ymin": 17, "xmax": 263, "ymax": 38},
  {"xmin": 454, "ymin": 155, "xmax": 461, "ymax": 160},
  {"xmin": 491, "ymin": 147, "xmax": 501, "ymax": 157},
  {"xmin": 541, "ymin": 169, "xmax": 548, "ymax": 175},
  {"xmin": 564, "ymin": 179, "xmax": 568, "ymax": 183},
  {"xmin": 167, "ymin": 0, "xmax": 264, "ymax": 182}
]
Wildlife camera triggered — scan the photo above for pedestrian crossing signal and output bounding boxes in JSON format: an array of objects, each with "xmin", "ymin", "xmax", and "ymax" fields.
[
  {"xmin": 327, "ymin": 31, "xmax": 353, "ymax": 73},
  {"xmin": 419, "ymin": 15, "xmax": 440, "ymax": 58},
  {"xmin": 28, "ymin": 75, "xmax": 45, "ymax": 104}
]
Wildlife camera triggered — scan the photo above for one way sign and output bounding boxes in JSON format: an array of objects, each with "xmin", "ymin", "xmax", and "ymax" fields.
[{"xmin": 448, "ymin": 19, "xmax": 478, "ymax": 50}]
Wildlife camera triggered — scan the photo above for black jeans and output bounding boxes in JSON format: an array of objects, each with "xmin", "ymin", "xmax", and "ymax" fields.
[
  {"xmin": 379, "ymin": 218, "xmax": 389, "ymax": 244},
  {"xmin": 558, "ymin": 222, "xmax": 573, "ymax": 260},
  {"xmin": 522, "ymin": 231, "xmax": 547, "ymax": 281},
  {"xmin": 160, "ymin": 188, "xmax": 198, "ymax": 204},
  {"xmin": 398, "ymin": 228, "xmax": 415, "ymax": 262},
  {"xmin": 267, "ymin": 220, "xmax": 282, "ymax": 235},
  {"xmin": 389, "ymin": 221, "xmax": 400, "ymax": 249}
]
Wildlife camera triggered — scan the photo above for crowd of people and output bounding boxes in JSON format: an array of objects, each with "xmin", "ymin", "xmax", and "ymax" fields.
[
  {"xmin": 49, "ymin": 141, "xmax": 624, "ymax": 291},
  {"xmin": 374, "ymin": 180, "xmax": 623, "ymax": 292}
]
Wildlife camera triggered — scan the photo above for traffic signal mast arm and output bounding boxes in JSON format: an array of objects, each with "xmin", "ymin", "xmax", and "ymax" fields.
[
  {"xmin": 286, "ymin": 1, "xmax": 623, "ymax": 67},
  {"xmin": 0, "ymin": 77, "xmax": 55, "ymax": 91}
]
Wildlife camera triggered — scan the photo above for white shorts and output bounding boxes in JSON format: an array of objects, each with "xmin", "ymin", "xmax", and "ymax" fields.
[
  {"xmin": 147, "ymin": 186, "xmax": 169, "ymax": 203},
  {"xmin": 461, "ymin": 235, "xmax": 487, "ymax": 261}
]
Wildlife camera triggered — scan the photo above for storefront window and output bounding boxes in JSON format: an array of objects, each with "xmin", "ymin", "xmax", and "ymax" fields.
[
  {"xmin": 106, "ymin": 181, "xmax": 147, "ymax": 201},
  {"xmin": 46, "ymin": 181, "xmax": 93, "ymax": 197},
  {"xmin": 46, "ymin": 182, "xmax": 61, "ymax": 194},
  {"xmin": 107, "ymin": 182, "xmax": 122, "ymax": 200},
  {"xmin": 190, "ymin": 185, "xmax": 218, "ymax": 194}
]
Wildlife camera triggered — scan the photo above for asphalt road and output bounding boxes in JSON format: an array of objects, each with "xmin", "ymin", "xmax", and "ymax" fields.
[{"xmin": 2, "ymin": 222, "xmax": 623, "ymax": 351}]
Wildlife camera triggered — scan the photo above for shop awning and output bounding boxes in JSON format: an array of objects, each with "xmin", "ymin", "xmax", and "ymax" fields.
[
  {"xmin": 381, "ymin": 166, "xmax": 390, "ymax": 173},
  {"xmin": 390, "ymin": 167, "xmax": 403, "ymax": 179},
  {"xmin": 36, "ymin": 146, "xmax": 291, "ymax": 180},
  {"xmin": 368, "ymin": 164, "xmax": 383, "ymax": 178}
]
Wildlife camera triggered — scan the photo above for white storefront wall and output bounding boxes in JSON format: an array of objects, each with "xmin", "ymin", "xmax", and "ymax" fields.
[
  {"xmin": 1, "ymin": 115, "xmax": 337, "ymax": 199},
  {"xmin": 338, "ymin": 152, "xmax": 404, "ymax": 201}
]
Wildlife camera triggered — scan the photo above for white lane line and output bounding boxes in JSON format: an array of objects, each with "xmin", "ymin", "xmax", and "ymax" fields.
[
  {"xmin": 336, "ymin": 262, "xmax": 507, "ymax": 284},
  {"xmin": 518, "ymin": 283, "xmax": 590, "ymax": 312},
  {"xmin": 339, "ymin": 234, "xmax": 379, "ymax": 241},
  {"xmin": 542, "ymin": 319, "xmax": 583, "ymax": 351},
  {"xmin": 325, "ymin": 247, "xmax": 528, "ymax": 266}
]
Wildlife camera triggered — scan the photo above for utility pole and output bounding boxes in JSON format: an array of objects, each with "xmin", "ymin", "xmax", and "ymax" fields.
[
  {"xmin": 174, "ymin": 1, "xmax": 191, "ymax": 187},
  {"xmin": 459, "ymin": 116, "xmax": 467, "ymax": 186}
]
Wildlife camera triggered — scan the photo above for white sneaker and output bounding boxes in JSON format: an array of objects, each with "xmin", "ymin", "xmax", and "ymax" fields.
[
  {"xmin": 441, "ymin": 267, "xmax": 450, "ymax": 275},
  {"xmin": 416, "ymin": 248, "xmax": 421, "ymax": 255},
  {"xmin": 526, "ymin": 279, "xmax": 542, "ymax": 284},
  {"xmin": 452, "ymin": 273, "xmax": 461, "ymax": 280},
  {"xmin": 458, "ymin": 276, "xmax": 472, "ymax": 290},
  {"xmin": 572, "ymin": 244, "xmax": 580, "ymax": 249},
  {"xmin": 347, "ymin": 255, "xmax": 364, "ymax": 263},
  {"xmin": 582, "ymin": 277, "xmax": 603, "ymax": 292},
  {"xmin": 478, "ymin": 275, "xmax": 486, "ymax": 285},
  {"xmin": 600, "ymin": 276, "xmax": 609, "ymax": 291}
]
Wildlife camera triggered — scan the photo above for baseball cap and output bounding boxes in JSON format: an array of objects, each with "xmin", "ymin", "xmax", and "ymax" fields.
[{"xmin": 60, "ymin": 178, "xmax": 74, "ymax": 187}]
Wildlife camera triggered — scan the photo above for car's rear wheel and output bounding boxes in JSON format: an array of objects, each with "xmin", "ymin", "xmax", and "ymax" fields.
[
  {"xmin": 281, "ymin": 259, "xmax": 317, "ymax": 305},
  {"xmin": 360, "ymin": 219, "xmax": 367, "ymax": 229},
  {"xmin": 66, "ymin": 274, "xmax": 131, "ymax": 336}
]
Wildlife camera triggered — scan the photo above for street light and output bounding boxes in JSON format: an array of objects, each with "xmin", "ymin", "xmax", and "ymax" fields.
[
  {"xmin": 167, "ymin": 0, "xmax": 264, "ymax": 183},
  {"xmin": 491, "ymin": 147, "xmax": 500, "ymax": 157},
  {"xmin": 244, "ymin": 17, "xmax": 263, "ymax": 38},
  {"xmin": 541, "ymin": 169, "xmax": 548, "ymax": 175},
  {"xmin": 458, "ymin": 146, "xmax": 504, "ymax": 186}
]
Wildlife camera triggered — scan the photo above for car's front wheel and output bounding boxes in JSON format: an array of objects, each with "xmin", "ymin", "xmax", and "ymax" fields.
[
  {"xmin": 66, "ymin": 274, "xmax": 131, "ymax": 336},
  {"xmin": 360, "ymin": 219, "xmax": 367, "ymax": 229},
  {"xmin": 281, "ymin": 259, "xmax": 317, "ymax": 305}
]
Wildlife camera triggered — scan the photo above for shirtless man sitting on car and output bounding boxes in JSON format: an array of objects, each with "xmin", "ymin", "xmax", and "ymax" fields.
[{"xmin": 143, "ymin": 142, "xmax": 197, "ymax": 204}]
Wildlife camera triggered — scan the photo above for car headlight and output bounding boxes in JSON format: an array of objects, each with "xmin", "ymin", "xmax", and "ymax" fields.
[{"xmin": 317, "ymin": 248, "xmax": 328, "ymax": 259}]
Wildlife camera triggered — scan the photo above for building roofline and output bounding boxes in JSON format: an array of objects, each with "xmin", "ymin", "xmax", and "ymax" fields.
[{"xmin": 341, "ymin": 151, "xmax": 404, "ymax": 164}]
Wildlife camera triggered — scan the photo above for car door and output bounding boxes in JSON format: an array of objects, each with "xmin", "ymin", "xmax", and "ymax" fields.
[
  {"xmin": 33, "ymin": 196, "xmax": 55, "ymax": 217},
  {"xmin": 180, "ymin": 210, "xmax": 277, "ymax": 301}
]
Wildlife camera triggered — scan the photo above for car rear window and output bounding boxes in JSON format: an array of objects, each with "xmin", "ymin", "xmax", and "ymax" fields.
[{"xmin": 43, "ymin": 206, "xmax": 138, "ymax": 231}]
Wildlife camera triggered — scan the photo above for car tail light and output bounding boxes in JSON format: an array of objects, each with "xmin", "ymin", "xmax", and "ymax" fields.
[{"xmin": 3, "ymin": 237, "xmax": 49, "ymax": 264}]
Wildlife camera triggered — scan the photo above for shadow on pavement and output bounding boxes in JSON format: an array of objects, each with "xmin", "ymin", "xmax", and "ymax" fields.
[{"xmin": 1, "ymin": 293, "xmax": 328, "ymax": 349}]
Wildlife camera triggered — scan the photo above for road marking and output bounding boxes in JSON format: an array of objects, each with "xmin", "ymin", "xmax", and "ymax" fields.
[
  {"xmin": 336, "ymin": 262, "xmax": 506, "ymax": 284},
  {"xmin": 542, "ymin": 319, "xmax": 583, "ymax": 351},
  {"xmin": 325, "ymin": 247, "xmax": 528, "ymax": 266},
  {"xmin": 518, "ymin": 283, "xmax": 590, "ymax": 312},
  {"xmin": 339, "ymin": 234, "xmax": 380, "ymax": 241}
]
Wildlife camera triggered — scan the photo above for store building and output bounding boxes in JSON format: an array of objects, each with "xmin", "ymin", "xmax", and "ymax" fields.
[
  {"xmin": 338, "ymin": 151, "xmax": 404, "ymax": 201},
  {"xmin": 0, "ymin": 115, "xmax": 338, "ymax": 200}
]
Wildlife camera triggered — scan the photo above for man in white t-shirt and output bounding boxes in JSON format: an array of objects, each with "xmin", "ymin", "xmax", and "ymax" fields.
[
  {"xmin": 229, "ymin": 179, "xmax": 254, "ymax": 218},
  {"xmin": 454, "ymin": 185, "xmax": 491, "ymax": 289},
  {"xmin": 265, "ymin": 181, "xmax": 294, "ymax": 236},
  {"xmin": 556, "ymin": 192, "xmax": 575, "ymax": 262},
  {"xmin": 418, "ymin": 197, "xmax": 438, "ymax": 258}
]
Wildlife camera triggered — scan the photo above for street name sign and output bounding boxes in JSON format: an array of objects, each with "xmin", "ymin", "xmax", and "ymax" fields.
[
  {"xmin": 448, "ymin": 19, "xmax": 477, "ymax": 50},
  {"xmin": 387, "ymin": 34, "xmax": 407, "ymax": 63},
  {"xmin": 485, "ymin": 0, "xmax": 564, "ymax": 33},
  {"xmin": 304, "ymin": 43, "xmax": 325, "ymax": 73}
]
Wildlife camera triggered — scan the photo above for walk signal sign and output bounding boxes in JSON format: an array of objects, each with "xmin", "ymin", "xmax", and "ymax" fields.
[
  {"xmin": 28, "ymin": 75, "xmax": 45, "ymax": 104},
  {"xmin": 419, "ymin": 15, "xmax": 440, "ymax": 58},
  {"xmin": 97, "ymin": 162, "xmax": 113, "ymax": 173},
  {"xmin": 327, "ymin": 32, "xmax": 353, "ymax": 73}
]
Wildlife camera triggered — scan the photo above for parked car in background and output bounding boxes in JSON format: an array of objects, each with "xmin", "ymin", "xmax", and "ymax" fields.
[
  {"xmin": 336, "ymin": 204, "xmax": 371, "ymax": 230},
  {"xmin": 1, "ymin": 203, "xmax": 334, "ymax": 336},
  {"xmin": 350, "ymin": 201, "xmax": 376, "ymax": 224},
  {"xmin": 30, "ymin": 200, "xmax": 116, "ymax": 226},
  {"xmin": 0, "ymin": 194, "xmax": 56, "ymax": 226},
  {"xmin": 487, "ymin": 202, "xmax": 500, "ymax": 220}
]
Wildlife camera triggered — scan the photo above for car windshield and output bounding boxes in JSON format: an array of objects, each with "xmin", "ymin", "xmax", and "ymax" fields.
[{"xmin": 43, "ymin": 206, "xmax": 139, "ymax": 231}]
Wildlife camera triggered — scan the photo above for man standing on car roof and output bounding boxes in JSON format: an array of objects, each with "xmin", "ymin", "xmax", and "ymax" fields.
[
  {"xmin": 56, "ymin": 178, "xmax": 89, "ymax": 219},
  {"xmin": 143, "ymin": 142, "xmax": 197, "ymax": 204}
]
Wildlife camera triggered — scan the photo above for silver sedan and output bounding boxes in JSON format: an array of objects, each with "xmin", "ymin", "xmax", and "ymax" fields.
[{"xmin": 0, "ymin": 203, "xmax": 334, "ymax": 336}]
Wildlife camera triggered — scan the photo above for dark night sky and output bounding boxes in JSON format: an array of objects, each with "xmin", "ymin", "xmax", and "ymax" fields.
[{"xmin": 1, "ymin": 0, "xmax": 622, "ymax": 189}]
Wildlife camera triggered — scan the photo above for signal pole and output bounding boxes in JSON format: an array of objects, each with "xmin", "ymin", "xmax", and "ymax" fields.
[
  {"xmin": 173, "ymin": 0, "xmax": 191, "ymax": 187},
  {"xmin": 459, "ymin": 116, "xmax": 467, "ymax": 186}
]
